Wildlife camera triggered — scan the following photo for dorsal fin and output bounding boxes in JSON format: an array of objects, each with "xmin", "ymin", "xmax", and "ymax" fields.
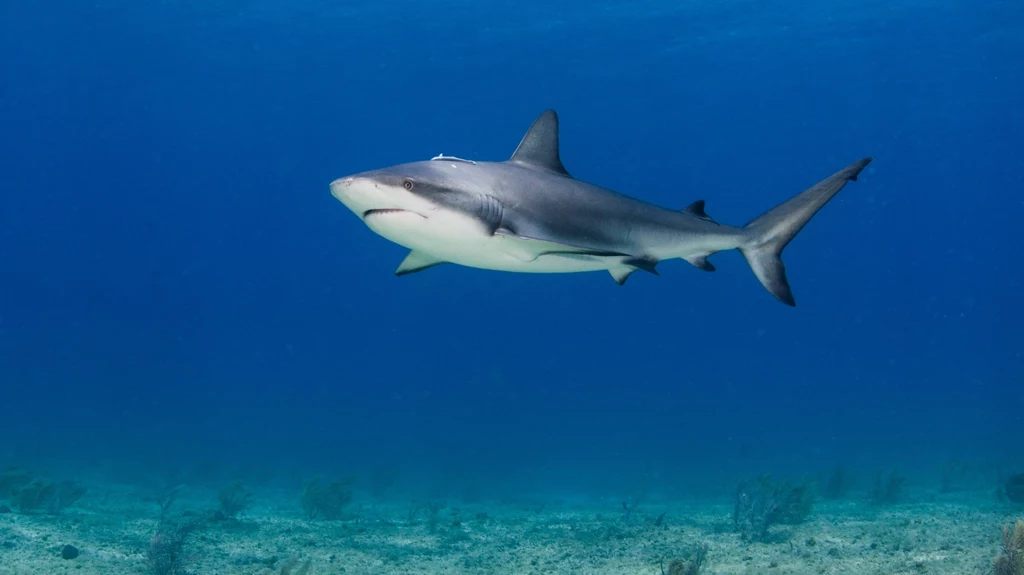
[
  {"xmin": 508, "ymin": 110, "xmax": 570, "ymax": 176},
  {"xmin": 682, "ymin": 200, "xmax": 716, "ymax": 223}
]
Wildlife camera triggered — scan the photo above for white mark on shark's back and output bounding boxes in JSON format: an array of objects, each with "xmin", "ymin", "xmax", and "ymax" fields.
[{"xmin": 431, "ymin": 153, "xmax": 475, "ymax": 165}]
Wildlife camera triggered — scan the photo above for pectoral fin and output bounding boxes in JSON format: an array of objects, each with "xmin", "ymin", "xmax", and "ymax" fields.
[{"xmin": 395, "ymin": 250, "xmax": 448, "ymax": 276}]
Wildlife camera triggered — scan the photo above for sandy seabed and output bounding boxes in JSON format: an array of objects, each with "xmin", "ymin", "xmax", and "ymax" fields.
[{"xmin": 0, "ymin": 484, "xmax": 1019, "ymax": 575}]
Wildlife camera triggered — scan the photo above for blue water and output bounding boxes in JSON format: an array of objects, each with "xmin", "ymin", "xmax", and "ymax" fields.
[{"xmin": 1, "ymin": 0, "xmax": 1021, "ymax": 500}]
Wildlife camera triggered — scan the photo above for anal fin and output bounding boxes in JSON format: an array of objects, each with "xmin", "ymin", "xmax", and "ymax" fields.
[
  {"xmin": 684, "ymin": 254, "xmax": 716, "ymax": 272},
  {"xmin": 622, "ymin": 257, "xmax": 660, "ymax": 276},
  {"xmin": 395, "ymin": 250, "xmax": 448, "ymax": 276},
  {"xmin": 609, "ymin": 257, "xmax": 660, "ymax": 286}
]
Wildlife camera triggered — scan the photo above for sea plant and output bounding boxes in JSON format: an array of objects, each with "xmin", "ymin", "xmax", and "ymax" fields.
[
  {"xmin": 406, "ymin": 499, "xmax": 448, "ymax": 533},
  {"xmin": 939, "ymin": 459, "xmax": 971, "ymax": 493},
  {"xmin": 265, "ymin": 556, "xmax": 312, "ymax": 575},
  {"xmin": 146, "ymin": 515, "xmax": 205, "ymax": 575},
  {"xmin": 733, "ymin": 475, "xmax": 815, "ymax": 542},
  {"xmin": 993, "ymin": 519, "xmax": 1024, "ymax": 575},
  {"xmin": 369, "ymin": 466, "xmax": 398, "ymax": 499},
  {"xmin": 661, "ymin": 542, "xmax": 709, "ymax": 575},
  {"xmin": 821, "ymin": 465, "xmax": 850, "ymax": 500},
  {"xmin": 11, "ymin": 478, "xmax": 84, "ymax": 513},
  {"xmin": 0, "ymin": 467, "xmax": 31, "ymax": 497},
  {"xmin": 217, "ymin": 481, "xmax": 253, "ymax": 519},
  {"xmin": 51, "ymin": 480, "xmax": 86, "ymax": 512},
  {"xmin": 154, "ymin": 484, "xmax": 184, "ymax": 521},
  {"xmin": 870, "ymin": 469, "xmax": 905, "ymax": 505},
  {"xmin": 300, "ymin": 475, "xmax": 354, "ymax": 520},
  {"xmin": 622, "ymin": 495, "xmax": 642, "ymax": 523},
  {"xmin": 14, "ymin": 479, "xmax": 55, "ymax": 512},
  {"xmin": 1004, "ymin": 474, "xmax": 1024, "ymax": 504}
]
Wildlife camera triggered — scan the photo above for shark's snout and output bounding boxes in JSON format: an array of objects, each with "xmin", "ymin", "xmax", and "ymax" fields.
[
  {"xmin": 329, "ymin": 171, "xmax": 432, "ymax": 223},
  {"xmin": 330, "ymin": 175, "xmax": 382, "ymax": 215},
  {"xmin": 329, "ymin": 177, "xmax": 354, "ymax": 199}
]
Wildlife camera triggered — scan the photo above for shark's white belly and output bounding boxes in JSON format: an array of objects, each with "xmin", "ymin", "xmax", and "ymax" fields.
[{"xmin": 364, "ymin": 209, "xmax": 613, "ymax": 274}]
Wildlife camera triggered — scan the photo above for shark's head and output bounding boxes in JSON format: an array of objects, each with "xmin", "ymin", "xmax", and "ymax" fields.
[
  {"xmin": 330, "ymin": 111, "xmax": 569, "ymax": 265},
  {"xmin": 330, "ymin": 110, "xmax": 567, "ymax": 231},
  {"xmin": 329, "ymin": 161, "xmax": 447, "ymax": 223},
  {"xmin": 330, "ymin": 158, "xmax": 499, "ymax": 252}
]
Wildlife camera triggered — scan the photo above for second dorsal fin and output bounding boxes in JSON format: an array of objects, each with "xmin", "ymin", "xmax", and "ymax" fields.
[
  {"xmin": 682, "ymin": 200, "xmax": 717, "ymax": 223},
  {"xmin": 508, "ymin": 110, "xmax": 570, "ymax": 177}
]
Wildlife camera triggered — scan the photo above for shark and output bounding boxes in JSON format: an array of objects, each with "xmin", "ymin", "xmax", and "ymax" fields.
[{"xmin": 329, "ymin": 110, "xmax": 872, "ymax": 306}]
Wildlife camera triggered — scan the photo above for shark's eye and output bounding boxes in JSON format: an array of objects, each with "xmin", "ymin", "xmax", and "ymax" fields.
[{"xmin": 402, "ymin": 179, "xmax": 414, "ymax": 190}]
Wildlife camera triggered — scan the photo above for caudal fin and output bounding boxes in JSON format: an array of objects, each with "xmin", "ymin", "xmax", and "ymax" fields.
[{"xmin": 740, "ymin": 158, "xmax": 873, "ymax": 306}]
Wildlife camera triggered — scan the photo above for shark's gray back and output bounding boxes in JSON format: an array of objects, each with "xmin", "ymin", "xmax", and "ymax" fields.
[{"xmin": 469, "ymin": 159, "xmax": 737, "ymax": 254}]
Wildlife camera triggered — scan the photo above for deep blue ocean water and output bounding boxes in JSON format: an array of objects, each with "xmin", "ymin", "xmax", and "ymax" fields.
[{"xmin": 1, "ymin": 0, "xmax": 1021, "ymax": 501}]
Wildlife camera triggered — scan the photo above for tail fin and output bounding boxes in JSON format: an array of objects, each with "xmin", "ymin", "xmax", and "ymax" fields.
[{"xmin": 740, "ymin": 158, "xmax": 872, "ymax": 306}]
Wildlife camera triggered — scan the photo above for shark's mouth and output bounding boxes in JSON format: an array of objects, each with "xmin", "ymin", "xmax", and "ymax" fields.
[{"xmin": 362, "ymin": 209, "xmax": 422, "ymax": 219}]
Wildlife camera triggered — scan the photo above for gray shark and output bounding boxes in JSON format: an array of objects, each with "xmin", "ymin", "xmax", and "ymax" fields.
[{"xmin": 330, "ymin": 110, "xmax": 871, "ymax": 306}]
